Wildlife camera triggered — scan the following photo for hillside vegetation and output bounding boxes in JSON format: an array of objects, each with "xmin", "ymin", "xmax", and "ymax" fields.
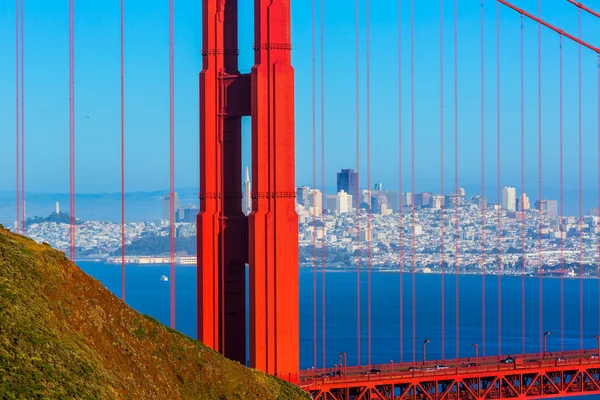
[{"xmin": 0, "ymin": 226, "xmax": 309, "ymax": 400}]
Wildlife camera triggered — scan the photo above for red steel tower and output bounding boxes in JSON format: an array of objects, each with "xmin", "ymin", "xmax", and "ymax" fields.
[{"xmin": 198, "ymin": 0, "xmax": 299, "ymax": 378}]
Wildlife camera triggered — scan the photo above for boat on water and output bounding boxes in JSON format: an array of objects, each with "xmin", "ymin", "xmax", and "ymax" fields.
[{"xmin": 160, "ymin": 275, "xmax": 168, "ymax": 282}]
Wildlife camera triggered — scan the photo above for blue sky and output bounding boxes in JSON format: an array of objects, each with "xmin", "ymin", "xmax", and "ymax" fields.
[{"xmin": 1, "ymin": 0, "xmax": 600, "ymax": 205}]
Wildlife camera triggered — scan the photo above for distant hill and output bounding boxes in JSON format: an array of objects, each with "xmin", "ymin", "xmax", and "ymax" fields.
[
  {"xmin": 0, "ymin": 225, "xmax": 308, "ymax": 399},
  {"xmin": 25, "ymin": 211, "xmax": 82, "ymax": 226},
  {"xmin": 112, "ymin": 235, "xmax": 196, "ymax": 257}
]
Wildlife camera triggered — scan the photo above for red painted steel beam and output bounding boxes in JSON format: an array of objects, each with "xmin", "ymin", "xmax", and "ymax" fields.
[
  {"xmin": 199, "ymin": 0, "xmax": 299, "ymax": 378},
  {"xmin": 568, "ymin": 0, "xmax": 600, "ymax": 19},
  {"xmin": 249, "ymin": 0, "xmax": 299, "ymax": 377},
  {"xmin": 497, "ymin": 0, "xmax": 600, "ymax": 53},
  {"xmin": 198, "ymin": 0, "xmax": 248, "ymax": 365},
  {"xmin": 299, "ymin": 350, "xmax": 600, "ymax": 399}
]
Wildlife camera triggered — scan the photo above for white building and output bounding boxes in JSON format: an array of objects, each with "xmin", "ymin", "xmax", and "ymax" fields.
[
  {"xmin": 501, "ymin": 187, "xmax": 516, "ymax": 211},
  {"xmin": 336, "ymin": 190, "xmax": 353, "ymax": 214}
]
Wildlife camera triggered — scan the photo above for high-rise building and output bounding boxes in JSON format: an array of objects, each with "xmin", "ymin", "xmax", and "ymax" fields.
[
  {"xmin": 401, "ymin": 192, "xmax": 413, "ymax": 207},
  {"xmin": 296, "ymin": 185, "xmax": 310, "ymax": 207},
  {"xmin": 326, "ymin": 195, "xmax": 337, "ymax": 212},
  {"xmin": 535, "ymin": 199, "xmax": 558, "ymax": 216},
  {"xmin": 163, "ymin": 193, "xmax": 179, "ymax": 220},
  {"xmin": 371, "ymin": 193, "xmax": 388, "ymax": 214},
  {"xmin": 501, "ymin": 187, "xmax": 516, "ymax": 211},
  {"xmin": 413, "ymin": 192, "xmax": 432, "ymax": 208},
  {"xmin": 517, "ymin": 193, "xmax": 530, "ymax": 211},
  {"xmin": 55, "ymin": 202, "xmax": 60, "ymax": 214},
  {"xmin": 470, "ymin": 195, "xmax": 486, "ymax": 209},
  {"xmin": 336, "ymin": 190, "xmax": 353, "ymax": 214},
  {"xmin": 243, "ymin": 167, "xmax": 252, "ymax": 216},
  {"xmin": 337, "ymin": 169, "xmax": 359, "ymax": 207},
  {"xmin": 430, "ymin": 195, "xmax": 444, "ymax": 210},
  {"xmin": 308, "ymin": 189, "xmax": 322, "ymax": 215}
]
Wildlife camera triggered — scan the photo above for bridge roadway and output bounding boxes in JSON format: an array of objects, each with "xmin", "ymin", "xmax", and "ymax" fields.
[{"xmin": 297, "ymin": 349, "xmax": 600, "ymax": 399}]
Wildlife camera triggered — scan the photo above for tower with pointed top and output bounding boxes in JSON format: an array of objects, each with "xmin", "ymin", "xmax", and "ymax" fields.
[{"xmin": 243, "ymin": 167, "xmax": 251, "ymax": 216}]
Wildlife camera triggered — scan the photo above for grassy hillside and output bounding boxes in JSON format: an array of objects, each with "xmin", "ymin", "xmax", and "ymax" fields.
[{"xmin": 0, "ymin": 226, "xmax": 309, "ymax": 400}]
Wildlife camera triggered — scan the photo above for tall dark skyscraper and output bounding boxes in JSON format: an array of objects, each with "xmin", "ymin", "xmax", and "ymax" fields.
[{"xmin": 337, "ymin": 169, "xmax": 358, "ymax": 208}]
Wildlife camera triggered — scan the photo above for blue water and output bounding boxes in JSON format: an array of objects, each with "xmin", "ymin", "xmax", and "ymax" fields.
[{"xmin": 78, "ymin": 262, "xmax": 600, "ymax": 370}]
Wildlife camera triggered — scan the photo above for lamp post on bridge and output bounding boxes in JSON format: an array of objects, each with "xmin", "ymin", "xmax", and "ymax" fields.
[
  {"xmin": 471, "ymin": 343, "xmax": 479, "ymax": 366},
  {"xmin": 423, "ymin": 339, "xmax": 430, "ymax": 366},
  {"xmin": 594, "ymin": 335, "xmax": 600, "ymax": 356},
  {"xmin": 543, "ymin": 331, "xmax": 550, "ymax": 357},
  {"xmin": 338, "ymin": 352, "xmax": 347, "ymax": 376}
]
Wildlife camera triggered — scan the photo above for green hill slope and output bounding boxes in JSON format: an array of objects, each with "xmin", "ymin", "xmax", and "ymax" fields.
[{"xmin": 0, "ymin": 226, "xmax": 309, "ymax": 400}]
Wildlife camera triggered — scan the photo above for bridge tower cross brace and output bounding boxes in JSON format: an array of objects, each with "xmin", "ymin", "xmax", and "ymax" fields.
[{"xmin": 198, "ymin": 0, "xmax": 299, "ymax": 378}]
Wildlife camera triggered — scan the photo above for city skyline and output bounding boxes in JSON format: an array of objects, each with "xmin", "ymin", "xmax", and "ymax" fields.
[{"xmin": 1, "ymin": 1, "xmax": 600, "ymax": 194}]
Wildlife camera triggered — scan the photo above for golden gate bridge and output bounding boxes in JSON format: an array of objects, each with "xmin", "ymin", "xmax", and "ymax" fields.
[{"xmin": 8, "ymin": 0, "xmax": 600, "ymax": 398}]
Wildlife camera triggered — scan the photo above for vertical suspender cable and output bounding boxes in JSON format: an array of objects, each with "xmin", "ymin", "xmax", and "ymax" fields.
[
  {"xmin": 20, "ymin": 0, "xmax": 25, "ymax": 232},
  {"xmin": 320, "ymin": 0, "xmax": 326, "ymax": 369},
  {"xmin": 15, "ymin": 0, "xmax": 19, "ymax": 235},
  {"xmin": 558, "ymin": 35, "xmax": 565, "ymax": 351},
  {"xmin": 577, "ymin": 9, "xmax": 583, "ymax": 351},
  {"xmin": 311, "ymin": 0, "xmax": 317, "ymax": 370},
  {"xmin": 355, "ymin": 0, "xmax": 361, "ymax": 367},
  {"xmin": 453, "ymin": 0, "xmax": 459, "ymax": 359},
  {"xmin": 480, "ymin": 0, "xmax": 486, "ymax": 356},
  {"xmin": 440, "ymin": 0, "xmax": 445, "ymax": 361},
  {"xmin": 120, "ymin": 0, "xmax": 126, "ymax": 301},
  {"xmin": 597, "ymin": 53, "xmax": 600, "ymax": 340},
  {"xmin": 496, "ymin": 1, "xmax": 502, "ymax": 356},
  {"xmin": 410, "ymin": 0, "xmax": 416, "ymax": 364},
  {"xmin": 366, "ymin": 0, "xmax": 372, "ymax": 367},
  {"xmin": 69, "ymin": 0, "xmax": 75, "ymax": 261},
  {"xmin": 169, "ymin": 0, "xmax": 175, "ymax": 329},
  {"xmin": 537, "ymin": 0, "xmax": 543, "ymax": 354},
  {"xmin": 520, "ymin": 14, "xmax": 526, "ymax": 355},
  {"xmin": 397, "ymin": 0, "xmax": 403, "ymax": 363},
  {"xmin": 559, "ymin": 34, "xmax": 564, "ymax": 352}
]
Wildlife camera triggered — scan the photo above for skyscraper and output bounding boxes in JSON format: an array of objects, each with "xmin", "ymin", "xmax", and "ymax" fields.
[
  {"xmin": 501, "ymin": 187, "xmax": 516, "ymax": 211},
  {"xmin": 296, "ymin": 185, "xmax": 310, "ymax": 207},
  {"xmin": 243, "ymin": 167, "xmax": 252, "ymax": 216},
  {"xmin": 336, "ymin": 190, "xmax": 353, "ymax": 214},
  {"xmin": 535, "ymin": 199, "xmax": 558, "ymax": 216},
  {"xmin": 517, "ymin": 193, "xmax": 530, "ymax": 211},
  {"xmin": 337, "ymin": 169, "xmax": 359, "ymax": 208},
  {"xmin": 163, "ymin": 193, "xmax": 179, "ymax": 220}
]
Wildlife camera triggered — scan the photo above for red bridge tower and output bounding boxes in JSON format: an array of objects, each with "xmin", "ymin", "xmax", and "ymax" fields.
[{"xmin": 198, "ymin": 0, "xmax": 299, "ymax": 378}]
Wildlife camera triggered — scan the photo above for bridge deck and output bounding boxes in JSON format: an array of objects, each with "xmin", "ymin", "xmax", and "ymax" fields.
[{"xmin": 298, "ymin": 349, "xmax": 600, "ymax": 399}]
